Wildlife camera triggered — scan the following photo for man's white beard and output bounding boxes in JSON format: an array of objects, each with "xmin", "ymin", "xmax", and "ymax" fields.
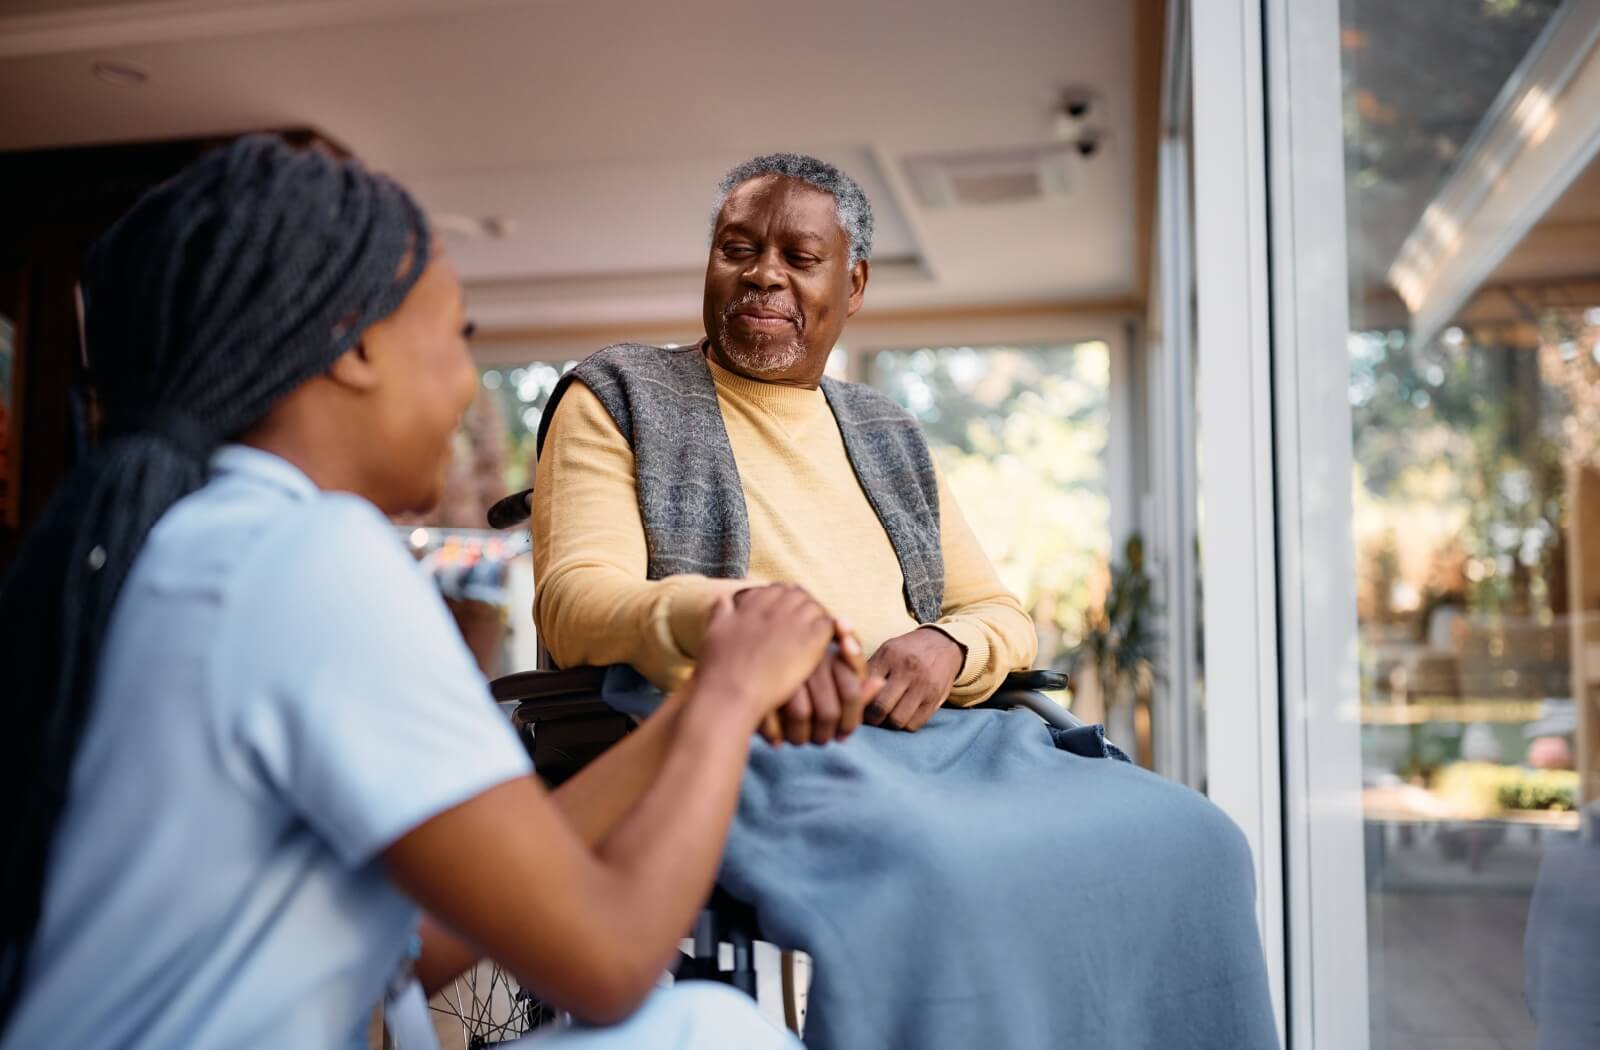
[{"xmin": 716, "ymin": 320, "xmax": 807, "ymax": 377}]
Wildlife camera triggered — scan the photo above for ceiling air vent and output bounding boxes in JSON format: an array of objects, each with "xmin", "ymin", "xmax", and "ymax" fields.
[{"xmin": 902, "ymin": 144, "xmax": 1078, "ymax": 209}]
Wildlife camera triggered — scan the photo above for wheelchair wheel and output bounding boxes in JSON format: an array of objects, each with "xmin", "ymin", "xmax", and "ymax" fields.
[{"xmin": 430, "ymin": 960, "xmax": 558, "ymax": 1048}]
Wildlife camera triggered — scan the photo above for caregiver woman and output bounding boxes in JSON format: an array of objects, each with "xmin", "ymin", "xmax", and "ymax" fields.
[{"xmin": 0, "ymin": 135, "xmax": 870, "ymax": 1049}]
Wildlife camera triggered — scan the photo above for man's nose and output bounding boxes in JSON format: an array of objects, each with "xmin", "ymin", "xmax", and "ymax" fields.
[{"xmin": 741, "ymin": 248, "xmax": 788, "ymax": 291}]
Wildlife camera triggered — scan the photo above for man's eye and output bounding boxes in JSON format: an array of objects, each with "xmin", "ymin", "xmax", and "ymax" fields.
[
  {"xmin": 788, "ymin": 253, "xmax": 819, "ymax": 267},
  {"xmin": 461, "ymin": 321, "xmax": 478, "ymax": 340},
  {"xmin": 723, "ymin": 244, "xmax": 756, "ymax": 258}
]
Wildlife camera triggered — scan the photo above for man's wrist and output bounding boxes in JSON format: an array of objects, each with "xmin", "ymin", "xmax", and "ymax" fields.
[{"xmin": 917, "ymin": 624, "xmax": 966, "ymax": 663}]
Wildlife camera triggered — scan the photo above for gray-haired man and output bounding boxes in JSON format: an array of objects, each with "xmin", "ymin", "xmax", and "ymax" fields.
[{"xmin": 532, "ymin": 152, "xmax": 1039, "ymax": 744}]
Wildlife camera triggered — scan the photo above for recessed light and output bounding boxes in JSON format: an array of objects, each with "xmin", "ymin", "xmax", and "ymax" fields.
[{"xmin": 92, "ymin": 60, "xmax": 148, "ymax": 87}]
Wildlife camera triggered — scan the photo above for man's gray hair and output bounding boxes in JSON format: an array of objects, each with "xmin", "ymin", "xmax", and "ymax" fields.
[{"xmin": 711, "ymin": 153, "xmax": 874, "ymax": 267}]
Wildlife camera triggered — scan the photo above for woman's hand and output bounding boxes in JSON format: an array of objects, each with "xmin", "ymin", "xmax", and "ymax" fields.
[{"xmin": 693, "ymin": 584, "xmax": 836, "ymax": 732}]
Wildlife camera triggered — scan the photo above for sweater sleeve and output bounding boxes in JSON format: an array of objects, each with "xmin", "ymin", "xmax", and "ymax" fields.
[
  {"xmin": 531, "ymin": 381, "xmax": 745, "ymax": 690},
  {"xmin": 923, "ymin": 462, "xmax": 1040, "ymax": 704}
]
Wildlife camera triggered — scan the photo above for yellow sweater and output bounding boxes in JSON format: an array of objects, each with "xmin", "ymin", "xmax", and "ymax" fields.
[{"xmin": 532, "ymin": 354, "xmax": 1038, "ymax": 702}]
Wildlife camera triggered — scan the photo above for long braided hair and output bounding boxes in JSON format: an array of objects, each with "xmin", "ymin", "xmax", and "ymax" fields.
[{"xmin": 0, "ymin": 134, "xmax": 431, "ymax": 1029}]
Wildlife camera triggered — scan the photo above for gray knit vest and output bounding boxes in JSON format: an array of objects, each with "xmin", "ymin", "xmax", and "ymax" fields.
[{"xmin": 536, "ymin": 343, "xmax": 945, "ymax": 623}]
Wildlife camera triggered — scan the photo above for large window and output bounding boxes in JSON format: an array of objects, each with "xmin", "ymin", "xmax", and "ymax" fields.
[
  {"xmin": 869, "ymin": 343, "xmax": 1112, "ymax": 670},
  {"xmin": 392, "ymin": 360, "xmax": 579, "ymax": 530},
  {"xmin": 1334, "ymin": 1, "xmax": 1590, "ymax": 1046}
]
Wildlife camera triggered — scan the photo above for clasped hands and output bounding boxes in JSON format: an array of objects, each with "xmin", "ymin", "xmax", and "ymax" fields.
[{"xmin": 730, "ymin": 583, "xmax": 965, "ymax": 745}]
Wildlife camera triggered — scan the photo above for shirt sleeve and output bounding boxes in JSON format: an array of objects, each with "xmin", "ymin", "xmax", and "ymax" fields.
[
  {"xmin": 222, "ymin": 496, "xmax": 534, "ymax": 868},
  {"xmin": 530, "ymin": 381, "xmax": 745, "ymax": 690},
  {"xmin": 924, "ymin": 462, "xmax": 1041, "ymax": 704}
]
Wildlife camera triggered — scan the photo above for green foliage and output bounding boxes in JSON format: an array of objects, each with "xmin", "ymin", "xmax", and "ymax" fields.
[
  {"xmin": 871, "ymin": 344, "xmax": 1112, "ymax": 665},
  {"xmin": 1072, "ymin": 533, "xmax": 1158, "ymax": 704},
  {"xmin": 1434, "ymin": 760, "xmax": 1579, "ymax": 814},
  {"xmin": 1349, "ymin": 328, "xmax": 1568, "ymax": 617},
  {"xmin": 1497, "ymin": 780, "xmax": 1576, "ymax": 813},
  {"xmin": 480, "ymin": 361, "xmax": 579, "ymax": 494}
]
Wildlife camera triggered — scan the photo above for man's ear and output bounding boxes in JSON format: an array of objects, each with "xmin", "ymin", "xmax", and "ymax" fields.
[
  {"xmin": 325, "ymin": 341, "xmax": 381, "ymax": 392},
  {"xmin": 846, "ymin": 259, "xmax": 869, "ymax": 318}
]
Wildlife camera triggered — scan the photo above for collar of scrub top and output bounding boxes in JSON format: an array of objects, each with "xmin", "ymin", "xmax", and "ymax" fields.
[{"xmin": 209, "ymin": 444, "xmax": 318, "ymax": 502}]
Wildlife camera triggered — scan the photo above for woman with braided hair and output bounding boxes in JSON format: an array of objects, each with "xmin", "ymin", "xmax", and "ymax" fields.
[{"xmin": 0, "ymin": 135, "xmax": 858, "ymax": 1048}]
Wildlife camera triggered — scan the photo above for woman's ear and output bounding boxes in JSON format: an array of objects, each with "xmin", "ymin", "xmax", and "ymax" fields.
[{"xmin": 325, "ymin": 341, "xmax": 381, "ymax": 392}]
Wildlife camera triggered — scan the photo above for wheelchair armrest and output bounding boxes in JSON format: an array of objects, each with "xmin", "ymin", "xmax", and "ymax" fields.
[
  {"xmin": 989, "ymin": 688, "xmax": 1084, "ymax": 730},
  {"xmin": 1001, "ymin": 668, "xmax": 1068, "ymax": 692},
  {"xmin": 491, "ymin": 666, "xmax": 607, "ymax": 702},
  {"xmin": 490, "ymin": 666, "xmax": 611, "ymax": 722},
  {"xmin": 982, "ymin": 669, "xmax": 1082, "ymax": 731}
]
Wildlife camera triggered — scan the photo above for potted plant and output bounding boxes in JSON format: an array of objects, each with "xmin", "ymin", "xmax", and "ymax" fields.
[{"xmin": 1069, "ymin": 533, "xmax": 1158, "ymax": 766}]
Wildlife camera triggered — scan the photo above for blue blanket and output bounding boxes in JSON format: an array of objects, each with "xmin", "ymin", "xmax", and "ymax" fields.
[{"xmin": 603, "ymin": 669, "xmax": 1279, "ymax": 1049}]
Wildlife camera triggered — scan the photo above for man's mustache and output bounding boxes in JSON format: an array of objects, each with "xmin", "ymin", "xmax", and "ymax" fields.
[{"xmin": 723, "ymin": 292, "xmax": 803, "ymax": 330}]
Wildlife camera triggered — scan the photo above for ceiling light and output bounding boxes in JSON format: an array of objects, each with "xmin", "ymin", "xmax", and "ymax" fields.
[{"xmin": 92, "ymin": 60, "xmax": 148, "ymax": 87}]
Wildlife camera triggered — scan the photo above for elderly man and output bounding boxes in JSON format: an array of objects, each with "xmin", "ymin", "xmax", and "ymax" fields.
[
  {"xmin": 533, "ymin": 154, "xmax": 1036, "ymax": 738},
  {"xmin": 530, "ymin": 155, "xmax": 1278, "ymax": 1050}
]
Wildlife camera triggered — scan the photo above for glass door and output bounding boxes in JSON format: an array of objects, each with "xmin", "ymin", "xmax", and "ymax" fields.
[{"xmin": 1232, "ymin": 0, "xmax": 1600, "ymax": 1046}]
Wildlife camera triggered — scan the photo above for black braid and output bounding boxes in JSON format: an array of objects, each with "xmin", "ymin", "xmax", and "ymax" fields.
[{"xmin": 0, "ymin": 135, "xmax": 431, "ymax": 1030}]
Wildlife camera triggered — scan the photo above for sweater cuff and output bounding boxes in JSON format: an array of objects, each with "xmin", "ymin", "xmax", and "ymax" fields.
[{"xmin": 924, "ymin": 620, "xmax": 991, "ymax": 689}]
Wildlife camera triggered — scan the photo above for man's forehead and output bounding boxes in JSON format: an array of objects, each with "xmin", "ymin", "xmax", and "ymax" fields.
[{"xmin": 718, "ymin": 177, "xmax": 843, "ymax": 239}]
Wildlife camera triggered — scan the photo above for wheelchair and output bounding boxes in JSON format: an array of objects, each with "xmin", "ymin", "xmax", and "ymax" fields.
[{"xmin": 436, "ymin": 489, "xmax": 1082, "ymax": 1044}]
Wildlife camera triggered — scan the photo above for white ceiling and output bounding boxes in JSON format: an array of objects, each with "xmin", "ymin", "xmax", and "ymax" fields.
[{"xmin": 0, "ymin": 0, "xmax": 1141, "ymax": 336}]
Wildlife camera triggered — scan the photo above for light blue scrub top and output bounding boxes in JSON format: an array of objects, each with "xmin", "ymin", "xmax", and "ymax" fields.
[{"xmin": 2, "ymin": 446, "xmax": 533, "ymax": 1050}]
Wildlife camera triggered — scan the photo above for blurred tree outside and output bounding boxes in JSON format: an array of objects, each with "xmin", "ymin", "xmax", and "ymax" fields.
[
  {"xmin": 871, "ymin": 343, "xmax": 1112, "ymax": 666},
  {"xmin": 482, "ymin": 360, "xmax": 580, "ymax": 496},
  {"xmin": 1349, "ymin": 325, "xmax": 1570, "ymax": 629},
  {"xmin": 1341, "ymin": 0, "xmax": 1568, "ymax": 643}
]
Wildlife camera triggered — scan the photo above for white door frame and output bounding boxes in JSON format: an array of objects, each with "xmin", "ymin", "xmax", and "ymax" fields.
[
  {"xmin": 1192, "ymin": 1, "xmax": 1372, "ymax": 1047},
  {"xmin": 1149, "ymin": 0, "xmax": 1203, "ymax": 790},
  {"xmin": 1190, "ymin": 1, "xmax": 1286, "ymax": 1040},
  {"xmin": 1260, "ymin": 1, "xmax": 1372, "ymax": 1047}
]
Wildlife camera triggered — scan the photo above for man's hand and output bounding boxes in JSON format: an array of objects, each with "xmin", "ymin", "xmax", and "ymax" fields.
[
  {"xmin": 695, "ymin": 585, "xmax": 836, "ymax": 733},
  {"xmin": 864, "ymin": 627, "xmax": 965, "ymax": 732}
]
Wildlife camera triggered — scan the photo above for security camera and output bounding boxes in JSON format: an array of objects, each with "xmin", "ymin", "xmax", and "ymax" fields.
[{"xmin": 1059, "ymin": 87, "xmax": 1094, "ymax": 121}]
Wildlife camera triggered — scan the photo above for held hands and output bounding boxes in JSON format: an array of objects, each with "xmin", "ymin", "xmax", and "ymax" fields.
[
  {"xmin": 702, "ymin": 586, "xmax": 965, "ymax": 743},
  {"xmin": 695, "ymin": 584, "xmax": 840, "ymax": 735},
  {"xmin": 713, "ymin": 584, "xmax": 886, "ymax": 746},
  {"xmin": 862, "ymin": 627, "xmax": 965, "ymax": 733},
  {"xmin": 759, "ymin": 621, "xmax": 883, "ymax": 747}
]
